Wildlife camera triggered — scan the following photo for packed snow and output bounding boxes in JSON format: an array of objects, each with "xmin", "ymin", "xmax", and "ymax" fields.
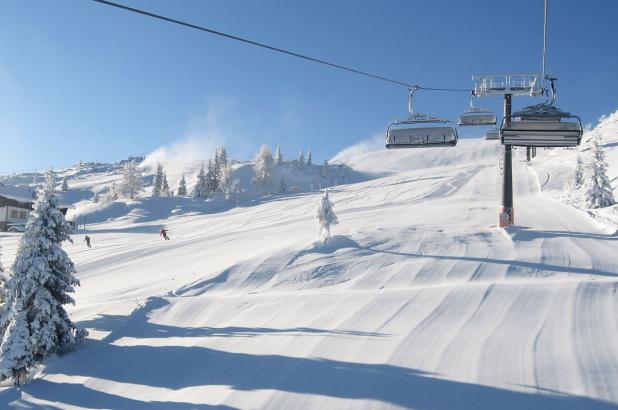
[{"xmin": 0, "ymin": 113, "xmax": 617, "ymax": 408}]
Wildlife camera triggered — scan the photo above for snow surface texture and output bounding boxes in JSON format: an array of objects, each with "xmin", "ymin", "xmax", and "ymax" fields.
[{"xmin": 0, "ymin": 115, "xmax": 617, "ymax": 408}]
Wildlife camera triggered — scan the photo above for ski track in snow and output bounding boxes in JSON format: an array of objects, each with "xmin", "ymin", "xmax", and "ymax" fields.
[{"xmin": 0, "ymin": 139, "xmax": 617, "ymax": 409}]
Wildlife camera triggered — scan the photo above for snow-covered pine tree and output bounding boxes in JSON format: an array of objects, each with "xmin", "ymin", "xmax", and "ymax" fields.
[
  {"xmin": 217, "ymin": 147, "xmax": 228, "ymax": 168},
  {"xmin": 60, "ymin": 177, "xmax": 69, "ymax": 192},
  {"xmin": 108, "ymin": 182, "xmax": 119, "ymax": 201},
  {"xmin": 206, "ymin": 159, "xmax": 219, "ymax": 194},
  {"xmin": 253, "ymin": 144, "xmax": 274, "ymax": 194},
  {"xmin": 152, "ymin": 163, "xmax": 164, "ymax": 198},
  {"xmin": 568, "ymin": 152, "xmax": 585, "ymax": 190},
  {"xmin": 161, "ymin": 173, "xmax": 170, "ymax": 197},
  {"xmin": 279, "ymin": 177, "xmax": 287, "ymax": 193},
  {"xmin": 177, "ymin": 174, "xmax": 187, "ymax": 196},
  {"xmin": 0, "ymin": 170, "xmax": 86, "ymax": 386},
  {"xmin": 582, "ymin": 137, "xmax": 615, "ymax": 208},
  {"xmin": 192, "ymin": 164, "xmax": 209, "ymax": 199},
  {"xmin": 298, "ymin": 150, "xmax": 305, "ymax": 169},
  {"xmin": 0, "ymin": 306, "xmax": 31, "ymax": 386},
  {"xmin": 321, "ymin": 159, "xmax": 329, "ymax": 182},
  {"xmin": 0, "ymin": 246, "xmax": 4, "ymax": 303},
  {"xmin": 120, "ymin": 162, "xmax": 144, "ymax": 199},
  {"xmin": 314, "ymin": 189, "xmax": 339, "ymax": 242},
  {"xmin": 92, "ymin": 193, "xmax": 100, "ymax": 204},
  {"xmin": 274, "ymin": 145, "xmax": 283, "ymax": 166},
  {"xmin": 220, "ymin": 162, "xmax": 237, "ymax": 200},
  {"xmin": 338, "ymin": 164, "xmax": 346, "ymax": 184},
  {"xmin": 306, "ymin": 151, "xmax": 312, "ymax": 167},
  {"xmin": 213, "ymin": 154, "xmax": 222, "ymax": 193}
]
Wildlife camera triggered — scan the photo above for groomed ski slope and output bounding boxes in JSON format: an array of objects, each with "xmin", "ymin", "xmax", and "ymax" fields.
[{"xmin": 1, "ymin": 137, "xmax": 617, "ymax": 409}]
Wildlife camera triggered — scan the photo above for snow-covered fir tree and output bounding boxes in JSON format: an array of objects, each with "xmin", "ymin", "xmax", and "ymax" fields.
[
  {"xmin": 177, "ymin": 174, "xmax": 187, "ymax": 196},
  {"xmin": 0, "ymin": 246, "xmax": 4, "ymax": 303},
  {"xmin": 192, "ymin": 164, "xmax": 209, "ymax": 199},
  {"xmin": 0, "ymin": 171, "xmax": 86, "ymax": 386},
  {"xmin": 253, "ymin": 145, "xmax": 274, "ymax": 194},
  {"xmin": 0, "ymin": 306, "xmax": 31, "ymax": 386},
  {"xmin": 582, "ymin": 137, "xmax": 615, "ymax": 208},
  {"xmin": 161, "ymin": 173, "xmax": 170, "ymax": 197},
  {"xmin": 60, "ymin": 177, "xmax": 69, "ymax": 192},
  {"xmin": 120, "ymin": 162, "xmax": 143, "ymax": 199},
  {"xmin": 279, "ymin": 177, "xmax": 287, "ymax": 193},
  {"xmin": 306, "ymin": 151, "xmax": 312, "ymax": 167},
  {"xmin": 217, "ymin": 147, "xmax": 228, "ymax": 168},
  {"xmin": 220, "ymin": 162, "xmax": 237, "ymax": 200},
  {"xmin": 152, "ymin": 163, "xmax": 164, "ymax": 198},
  {"xmin": 321, "ymin": 160, "xmax": 329, "ymax": 185},
  {"xmin": 568, "ymin": 152, "xmax": 585, "ymax": 191},
  {"xmin": 298, "ymin": 150, "xmax": 305, "ymax": 169},
  {"xmin": 206, "ymin": 159, "xmax": 219, "ymax": 194},
  {"xmin": 314, "ymin": 189, "xmax": 339, "ymax": 242},
  {"xmin": 107, "ymin": 182, "xmax": 119, "ymax": 202},
  {"xmin": 92, "ymin": 193, "xmax": 100, "ymax": 204},
  {"xmin": 274, "ymin": 145, "xmax": 283, "ymax": 166}
]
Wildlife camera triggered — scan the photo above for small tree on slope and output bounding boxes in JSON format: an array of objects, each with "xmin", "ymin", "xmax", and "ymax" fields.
[
  {"xmin": 582, "ymin": 138, "xmax": 615, "ymax": 209},
  {"xmin": 152, "ymin": 163, "xmax": 164, "ymax": 198},
  {"xmin": 253, "ymin": 145, "xmax": 274, "ymax": 194},
  {"xmin": 274, "ymin": 145, "xmax": 283, "ymax": 166},
  {"xmin": 0, "ymin": 171, "xmax": 85, "ymax": 386},
  {"xmin": 120, "ymin": 162, "xmax": 144, "ymax": 199},
  {"xmin": 314, "ymin": 189, "xmax": 339, "ymax": 242},
  {"xmin": 177, "ymin": 174, "xmax": 187, "ymax": 196},
  {"xmin": 60, "ymin": 177, "xmax": 68, "ymax": 192},
  {"xmin": 161, "ymin": 173, "xmax": 171, "ymax": 197},
  {"xmin": 568, "ymin": 152, "xmax": 585, "ymax": 190},
  {"xmin": 220, "ymin": 162, "xmax": 237, "ymax": 200},
  {"xmin": 0, "ymin": 306, "xmax": 31, "ymax": 386},
  {"xmin": 192, "ymin": 164, "xmax": 209, "ymax": 199}
]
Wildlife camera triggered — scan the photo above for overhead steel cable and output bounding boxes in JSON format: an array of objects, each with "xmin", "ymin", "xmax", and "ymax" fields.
[{"xmin": 89, "ymin": 0, "xmax": 471, "ymax": 92}]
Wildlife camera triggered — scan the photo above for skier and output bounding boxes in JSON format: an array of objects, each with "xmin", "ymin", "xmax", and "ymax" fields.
[
  {"xmin": 84, "ymin": 235, "xmax": 91, "ymax": 248},
  {"xmin": 160, "ymin": 227, "xmax": 170, "ymax": 240}
]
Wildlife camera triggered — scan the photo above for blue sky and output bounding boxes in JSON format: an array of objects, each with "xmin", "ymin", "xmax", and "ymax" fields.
[{"xmin": 1, "ymin": 0, "xmax": 617, "ymax": 173}]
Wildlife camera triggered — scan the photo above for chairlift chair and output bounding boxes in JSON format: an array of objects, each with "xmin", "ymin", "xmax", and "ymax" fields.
[
  {"xmin": 485, "ymin": 128, "xmax": 500, "ymax": 140},
  {"xmin": 386, "ymin": 87, "xmax": 458, "ymax": 149},
  {"xmin": 458, "ymin": 92, "xmax": 497, "ymax": 126},
  {"xmin": 500, "ymin": 79, "xmax": 582, "ymax": 147}
]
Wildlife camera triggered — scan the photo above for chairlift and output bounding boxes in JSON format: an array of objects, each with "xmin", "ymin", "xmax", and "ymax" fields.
[
  {"xmin": 500, "ymin": 78, "xmax": 582, "ymax": 147},
  {"xmin": 386, "ymin": 87, "xmax": 458, "ymax": 149},
  {"xmin": 485, "ymin": 128, "xmax": 500, "ymax": 140},
  {"xmin": 458, "ymin": 92, "xmax": 497, "ymax": 126}
]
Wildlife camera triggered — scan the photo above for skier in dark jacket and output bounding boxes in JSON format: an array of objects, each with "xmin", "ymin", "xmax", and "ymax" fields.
[
  {"xmin": 160, "ymin": 227, "xmax": 170, "ymax": 240},
  {"xmin": 84, "ymin": 235, "xmax": 92, "ymax": 248}
]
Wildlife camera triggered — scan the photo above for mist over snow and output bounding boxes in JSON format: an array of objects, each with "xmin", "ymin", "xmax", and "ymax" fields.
[{"xmin": 140, "ymin": 103, "xmax": 231, "ymax": 189}]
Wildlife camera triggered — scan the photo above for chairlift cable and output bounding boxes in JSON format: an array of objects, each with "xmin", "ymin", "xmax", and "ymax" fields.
[{"xmin": 89, "ymin": 0, "xmax": 471, "ymax": 92}]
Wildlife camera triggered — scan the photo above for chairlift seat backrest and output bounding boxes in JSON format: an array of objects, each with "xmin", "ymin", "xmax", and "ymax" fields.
[
  {"xmin": 485, "ymin": 129, "xmax": 500, "ymax": 140},
  {"xmin": 458, "ymin": 109, "xmax": 497, "ymax": 126},
  {"xmin": 501, "ymin": 119, "xmax": 582, "ymax": 147},
  {"xmin": 499, "ymin": 102, "xmax": 583, "ymax": 147},
  {"xmin": 386, "ymin": 125, "xmax": 458, "ymax": 148}
]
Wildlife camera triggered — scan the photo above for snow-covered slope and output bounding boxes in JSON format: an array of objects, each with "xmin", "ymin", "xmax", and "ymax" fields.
[{"xmin": 0, "ymin": 119, "xmax": 617, "ymax": 408}]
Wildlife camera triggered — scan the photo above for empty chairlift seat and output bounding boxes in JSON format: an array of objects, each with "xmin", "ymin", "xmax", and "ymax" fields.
[
  {"xmin": 458, "ymin": 93, "xmax": 497, "ymax": 126},
  {"xmin": 485, "ymin": 128, "xmax": 500, "ymax": 140},
  {"xmin": 458, "ymin": 108, "xmax": 497, "ymax": 126},
  {"xmin": 386, "ymin": 87, "xmax": 458, "ymax": 149},
  {"xmin": 500, "ymin": 103, "xmax": 582, "ymax": 147},
  {"xmin": 386, "ymin": 115, "xmax": 458, "ymax": 149}
]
